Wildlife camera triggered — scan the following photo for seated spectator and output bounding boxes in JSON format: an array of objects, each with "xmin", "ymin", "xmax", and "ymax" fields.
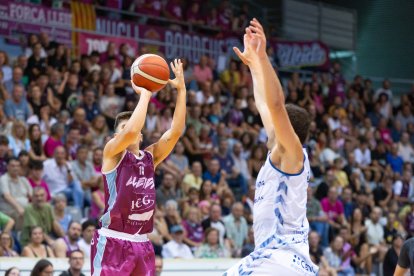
[
  {"xmin": 201, "ymin": 203, "xmax": 227, "ymax": 245},
  {"xmin": 21, "ymin": 226, "xmax": 55, "ymax": 258},
  {"xmin": 398, "ymin": 132, "xmax": 414, "ymax": 162},
  {"xmin": 0, "ymin": 211, "xmax": 14, "ymax": 233},
  {"xmin": 71, "ymin": 145, "xmax": 99, "ymax": 205},
  {"xmin": 384, "ymin": 212, "xmax": 405, "ymax": 245},
  {"xmin": 199, "ymin": 180, "xmax": 219, "ymax": 204},
  {"xmin": 27, "ymin": 160, "xmax": 51, "ymax": 202},
  {"xmin": 231, "ymin": 142, "xmax": 251, "ymax": 183},
  {"xmin": 43, "ymin": 123, "xmax": 64, "ymax": 158},
  {"xmin": 198, "ymin": 200, "xmax": 211, "ymax": 220},
  {"xmin": 7, "ymin": 121, "xmax": 30, "ymax": 157},
  {"xmin": 155, "ymin": 255, "xmax": 163, "ymax": 276},
  {"xmin": 182, "ymin": 206, "xmax": 204, "ymax": 250},
  {"xmin": 164, "ymin": 200, "xmax": 181, "ymax": 231},
  {"xmin": 0, "ymin": 158, "xmax": 32, "ymax": 228},
  {"xmin": 43, "ymin": 146, "xmax": 84, "ymax": 209},
  {"xmin": 4, "ymin": 86, "xmax": 30, "ymax": 122},
  {"xmin": 53, "ymin": 221, "xmax": 82, "ymax": 258},
  {"xmin": 28, "ymin": 124, "xmax": 47, "ymax": 161},
  {"xmin": 5, "ymin": 267, "xmax": 20, "ymax": 276},
  {"xmin": 18, "ymin": 150, "xmax": 30, "ymax": 177},
  {"xmin": 321, "ymin": 187, "xmax": 347, "ymax": 235},
  {"xmin": 31, "ymin": 259, "xmax": 54, "ymax": 276},
  {"xmin": 195, "ymin": 227, "xmax": 230, "ymax": 258},
  {"xmin": 0, "ymin": 135, "xmax": 10, "ymax": 176},
  {"xmin": 168, "ymin": 141, "xmax": 189, "ymax": 174},
  {"xmin": 99, "ymin": 84, "xmax": 125, "ymax": 130},
  {"xmin": 182, "ymin": 161, "xmax": 203, "ymax": 194},
  {"xmin": 372, "ymin": 176, "xmax": 393, "ymax": 209},
  {"xmin": 59, "ymin": 250, "xmax": 86, "ymax": 276},
  {"xmin": 65, "ymin": 127, "xmax": 81, "ymax": 161},
  {"xmin": 162, "ymin": 225, "xmax": 194, "ymax": 259},
  {"xmin": 383, "ymin": 234, "xmax": 404, "ymax": 276},
  {"xmin": 309, "ymin": 231, "xmax": 335, "ymax": 276},
  {"xmin": 241, "ymin": 227, "xmax": 254, "ymax": 257},
  {"xmin": 386, "ymin": 143, "xmax": 404, "ymax": 175},
  {"xmin": 247, "ymin": 145, "xmax": 266, "ymax": 180},
  {"xmin": 53, "ymin": 193, "xmax": 73, "ymax": 233},
  {"xmin": 181, "ymin": 187, "xmax": 200, "ymax": 216},
  {"xmin": 81, "ymin": 88, "xmax": 100, "ymax": 123},
  {"xmin": 223, "ymin": 202, "xmax": 248, "ymax": 257},
  {"xmin": 156, "ymin": 173, "xmax": 181, "ymax": 207},
  {"xmin": 193, "ymin": 55, "xmax": 212, "ymax": 84},
  {"xmin": 4, "ymin": 67, "xmax": 24, "ymax": 98},
  {"xmin": 92, "ymin": 147, "xmax": 103, "ymax": 173},
  {"xmin": 89, "ymin": 115, "xmax": 108, "ymax": 148},
  {"xmin": 77, "ymin": 220, "xmax": 96, "ymax": 260},
  {"xmin": 182, "ymin": 124, "xmax": 206, "ymax": 164},
  {"xmin": 21, "ymin": 187, "xmax": 64, "ymax": 246},
  {"xmin": 323, "ymin": 235, "xmax": 355, "ymax": 276},
  {"xmin": 0, "ymin": 232, "xmax": 18, "ymax": 257},
  {"xmin": 203, "ymin": 159, "xmax": 225, "ymax": 186},
  {"xmin": 307, "ymin": 187, "xmax": 329, "ymax": 247},
  {"xmin": 90, "ymin": 177, "xmax": 105, "ymax": 220},
  {"xmin": 365, "ymin": 207, "xmax": 388, "ymax": 261},
  {"xmin": 393, "ymin": 169, "xmax": 414, "ymax": 206}
]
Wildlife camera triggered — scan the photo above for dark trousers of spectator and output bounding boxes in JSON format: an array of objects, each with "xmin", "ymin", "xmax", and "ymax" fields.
[{"xmin": 310, "ymin": 221, "xmax": 329, "ymax": 247}]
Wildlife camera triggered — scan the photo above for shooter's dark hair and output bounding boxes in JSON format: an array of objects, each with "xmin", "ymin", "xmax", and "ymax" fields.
[
  {"xmin": 285, "ymin": 103, "xmax": 311, "ymax": 145},
  {"xmin": 114, "ymin": 111, "xmax": 134, "ymax": 131}
]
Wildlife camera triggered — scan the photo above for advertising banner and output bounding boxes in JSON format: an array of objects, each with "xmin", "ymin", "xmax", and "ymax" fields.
[
  {"xmin": 0, "ymin": 1, "xmax": 72, "ymax": 46},
  {"xmin": 272, "ymin": 40, "xmax": 330, "ymax": 69},
  {"xmin": 78, "ymin": 32, "xmax": 138, "ymax": 56}
]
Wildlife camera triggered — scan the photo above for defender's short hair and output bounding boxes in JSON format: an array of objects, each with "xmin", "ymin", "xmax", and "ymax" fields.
[
  {"xmin": 114, "ymin": 111, "xmax": 133, "ymax": 131},
  {"xmin": 285, "ymin": 104, "xmax": 310, "ymax": 145}
]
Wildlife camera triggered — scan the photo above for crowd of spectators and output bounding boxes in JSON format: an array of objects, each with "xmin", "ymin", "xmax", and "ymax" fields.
[{"xmin": 0, "ymin": 17, "xmax": 414, "ymax": 276}]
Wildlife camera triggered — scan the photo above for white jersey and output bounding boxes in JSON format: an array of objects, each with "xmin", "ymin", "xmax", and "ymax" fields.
[{"xmin": 225, "ymin": 148, "xmax": 318, "ymax": 275}]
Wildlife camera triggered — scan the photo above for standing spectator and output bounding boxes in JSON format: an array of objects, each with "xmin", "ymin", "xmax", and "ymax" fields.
[
  {"xmin": 28, "ymin": 160, "xmax": 51, "ymax": 202},
  {"xmin": 0, "ymin": 232, "xmax": 18, "ymax": 257},
  {"xmin": 162, "ymin": 225, "xmax": 194, "ymax": 259},
  {"xmin": 7, "ymin": 121, "xmax": 30, "ymax": 157},
  {"xmin": 195, "ymin": 227, "xmax": 230, "ymax": 258},
  {"xmin": 43, "ymin": 123, "xmax": 65, "ymax": 158},
  {"xmin": 77, "ymin": 220, "xmax": 96, "ymax": 260},
  {"xmin": 4, "ymin": 85, "xmax": 31, "ymax": 121},
  {"xmin": 53, "ymin": 221, "xmax": 81, "ymax": 258},
  {"xmin": 394, "ymin": 237, "xmax": 414, "ymax": 276},
  {"xmin": 43, "ymin": 146, "xmax": 84, "ymax": 209},
  {"xmin": 0, "ymin": 158, "xmax": 32, "ymax": 228},
  {"xmin": 30, "ymin": 259, "xmax": 54, "ymax": 276},
  {"xmin": 59, "ymin": 250, "xmax": 86, "ymax": 276},
  {"xmin": 21, "ymin": 187, "xmax": 64, "ymax": 246},
  {"xmin": 223, "ymin": 202, "xmax": 248, "ymax": 257},
  {"xmin": 25, "ymin": 43, "xmax": 47, "ymax": 82},
  {"xmin": 383, "ymin": 234, "xmax": 404, "ymax": 276},
  {"xmin": 21, "ymin": 226, "xmax": 55, "ymax": 258}
]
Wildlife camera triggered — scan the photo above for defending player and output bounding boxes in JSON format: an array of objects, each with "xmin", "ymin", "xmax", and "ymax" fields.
[
  {"xmin": 225, "ymin": 19, "xmax": 318, "ymax": 275},
  {"xmin": 91, "ymin": 59, "xmax": 186, "ymax": 276}
]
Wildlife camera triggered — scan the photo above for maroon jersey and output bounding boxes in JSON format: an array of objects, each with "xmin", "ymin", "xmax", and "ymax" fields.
[{"xmin": 100, "ymin": 150, "xmax": 156, "ymax": 235}]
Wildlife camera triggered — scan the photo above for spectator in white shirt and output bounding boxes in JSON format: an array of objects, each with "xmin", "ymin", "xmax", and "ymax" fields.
[
  {"xmin": 162, "ymin": 225, "xmax": 194, "ymax": 259},
  {"xmin": 77, "ymin": 220, "xmax": 96, "ymax": 259},
  {"xmin": 365, "ymin": 207, "xmax": 388, "ymax": 261},
  {"xmin": 43, "ymin": 146, "xmax": 84, "ymax": 210},
  {"xmin": 231, "ymin": 142, "xmax": 250, "ymax": 182},
  {"xmin": 354, "ymin": 136, "xmax": 371, "ymax": 168},
  {"xmin": 398, "ymin": 132, "xmax": 414, "ymax": 162},
  {"xmin": 374, "ymin": 79, "xmax": 393, "ymax": 101}
]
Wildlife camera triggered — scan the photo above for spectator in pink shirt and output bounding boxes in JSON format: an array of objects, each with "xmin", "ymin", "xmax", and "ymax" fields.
[
  {"xmin": 43, "ymin": 123, "xmax": 64, "ymax": 158},
  {"xmin": 321, "ymin": 187, "xmax": 347, "ymax": 235},
  {"xmin": 28, "ymin": 160, "xmax": 51, "ymax": 202},
  {"xmin": 194, "ymin": 55, "xmax": 213, "ymax": 84}
]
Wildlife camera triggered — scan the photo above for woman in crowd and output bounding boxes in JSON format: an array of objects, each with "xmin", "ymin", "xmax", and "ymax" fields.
[
  {"xmin": 323, "ymin": 235, "xmax": 355, "ymax": 276},
  {"xmin": 182, "ymin": 207, "xmax": 204, "ymax": 250},
  {"xmin": 8, "ymin": 121, "xmax": 30, "ymax": 157},
  {"xmin": 199, "ymin": 180, "xmax": 219, "ymax": 204},
  {"xmin": 28, "ymin": 124, "xmax": 46, "ymax": 161},
  {"xmin": 21, "ymin": 226, "xmax": 54, "ymax": 258},
  {"xmin": 52, "ymin": 194, "xmax": 72, "ymax": 232},
  {"xmin": 195, "ymin": 228, "xmax": 230, "ymax": 258},
  {"xmin": 5, "ymin": 267, "xmax": 20, "ymax": 276},
  {"xmin": 30, "ymin": 259, "xmax": 54, "ymax": 276},
  {"xmin": 182, "ymin": 124, "xmax": 207, "ymax": 164},
  {"xmin": 248, "ymin": 144, "xmax": 266, "ymax": 180},
  {"xmin": 0, "ymin": 232, "xmax": 18, "ymax": 257},
  {"xmin": 89, "ymin": 114, "xmax": 109, "ymax": 148}
]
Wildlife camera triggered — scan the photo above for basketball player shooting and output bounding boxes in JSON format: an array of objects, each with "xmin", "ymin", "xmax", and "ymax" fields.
[
  {"xmin": 225, "ymin": 19, "xmax": 318, "ymax": 275},
  {"xmin": 91, "ymin": 59, "xmax": 186, "ymax": 276}
]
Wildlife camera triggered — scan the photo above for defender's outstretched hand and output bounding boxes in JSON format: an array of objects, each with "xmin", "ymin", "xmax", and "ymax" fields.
[
  {"xmin": 233, "ymin": 18, "xmax": 267, "ymax": 66},
  {"xmin": 168, "ymin": 59, "xmax": 185, "ymax": 91}
]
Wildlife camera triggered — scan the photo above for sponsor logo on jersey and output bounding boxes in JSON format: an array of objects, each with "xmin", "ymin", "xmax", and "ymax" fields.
[
  {"xmin": 126, "ymin": 176, "xmax": 154, "ymax": 190},
  {"xmin": 291, "ymin": 254, "xmax": 317, "ymax": 274}
]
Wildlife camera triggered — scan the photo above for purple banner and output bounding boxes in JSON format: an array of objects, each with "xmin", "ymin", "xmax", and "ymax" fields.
[{"xmin": 0, "ymin": 1, "xmax": 72, "ymax": 46}]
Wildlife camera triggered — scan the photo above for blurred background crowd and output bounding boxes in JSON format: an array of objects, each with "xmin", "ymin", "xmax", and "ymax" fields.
[{"xmin": 0, "ymin": 1, "xmax": 413, "ymax": 276}]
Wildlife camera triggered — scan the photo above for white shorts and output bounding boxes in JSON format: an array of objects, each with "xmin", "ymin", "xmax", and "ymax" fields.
[{"xmin": 224, "ymin": 244, "xmax": 318, "ymax": 276}]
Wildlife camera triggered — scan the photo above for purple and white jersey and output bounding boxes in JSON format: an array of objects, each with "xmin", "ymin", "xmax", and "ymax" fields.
[{"xmin": 100, "ymin": 150, "xmax": 156, "ymax": 235}]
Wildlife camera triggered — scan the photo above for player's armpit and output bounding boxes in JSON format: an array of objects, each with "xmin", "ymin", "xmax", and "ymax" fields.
[{"xmin": 393, "ymin": 265, "xmax": 408, "ymax": 276}]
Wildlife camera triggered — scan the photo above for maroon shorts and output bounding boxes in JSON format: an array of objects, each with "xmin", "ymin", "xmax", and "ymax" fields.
[{"xmin": 91, "ymin": 229, "xmax": 155, "ymax": 276}]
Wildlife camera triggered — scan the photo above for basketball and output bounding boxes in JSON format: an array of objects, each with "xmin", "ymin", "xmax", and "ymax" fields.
[{"xmin": 130, "ymin": 54, "xmax": 170, "ymax": 92}]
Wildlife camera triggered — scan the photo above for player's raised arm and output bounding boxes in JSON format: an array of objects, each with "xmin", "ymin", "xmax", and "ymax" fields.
[
  {"xmin": 146, "ymin": 59, "xmax": 186, "ymax": 167},
  {"xmin": 248, "ymin": 19, "xmax": 303, "ymax": 172},
  {"xmin": 103, "ymin": 84, "xmax": 152, "ymax": 160},
  {"xmin": 233, "ymin": 28, "xmax": 274, "ymax": 147}
]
